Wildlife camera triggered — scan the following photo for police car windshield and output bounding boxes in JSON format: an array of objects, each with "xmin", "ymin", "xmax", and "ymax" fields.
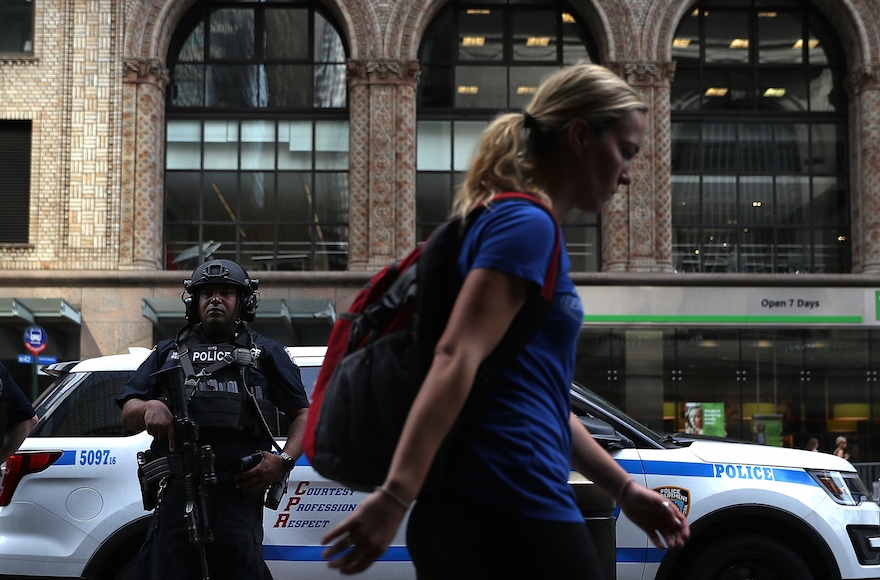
[{"xmin": 571, "ymin": 382, "xmax": 672, "ymax": 448}]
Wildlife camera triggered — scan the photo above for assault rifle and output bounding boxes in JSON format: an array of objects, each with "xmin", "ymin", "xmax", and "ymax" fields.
[{"xmin": 152, "ymin": 365, "xmax": 217, "ymax": 580}]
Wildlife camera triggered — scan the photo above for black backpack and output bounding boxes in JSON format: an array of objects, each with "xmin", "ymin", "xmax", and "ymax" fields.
[{"xmin": 303, "ymin": 192, "xmax": 561, "ymax": 492}]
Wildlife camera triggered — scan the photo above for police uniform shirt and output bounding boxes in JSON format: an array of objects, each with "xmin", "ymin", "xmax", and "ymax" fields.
[
  {"xmin": 115, "ymin": 325, "xmax": 309, "ymax": 469},
  {"xmin": 0, "ymin": 362, "xmax": 36, "ymax": 430}
]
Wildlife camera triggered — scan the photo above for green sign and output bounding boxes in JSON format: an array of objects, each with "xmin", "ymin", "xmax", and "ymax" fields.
[
  {"xmin": 875, "ymin": 290, "xmax": 880, "ymax": 321},
  {"xmin": 685, "ymin": 402, "xmax": 726, "ymax": 437},
  {"xmin": 753, "ymin": 414, "xmax": 783, "ymax": 447}
]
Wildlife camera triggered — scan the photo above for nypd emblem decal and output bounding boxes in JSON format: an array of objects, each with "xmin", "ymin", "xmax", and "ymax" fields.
[{"xmin": 654, "ymin": 486, "xmax": 690, "ymax": 517}]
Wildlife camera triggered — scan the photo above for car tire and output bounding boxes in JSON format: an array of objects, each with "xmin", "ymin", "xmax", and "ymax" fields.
[
  {"xmin": 113, "ymin": 558, "xmax": 139, "ymax": 580},
  {"xmin": 682, "ymin": 533, "xmax": 814, "ymax": 580}
]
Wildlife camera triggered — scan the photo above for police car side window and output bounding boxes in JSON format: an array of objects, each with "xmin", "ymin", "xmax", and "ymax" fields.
[
  {"xmin": 37, "ymin": 371, "xmax": 135, "ymax": 437},
  {"xmin": 267, "ymin": 366, "xmax": 320, "ymax": 437},
  {"xmin": 300, "ymin": 367, "xmax": 320, "ymax": 401}
]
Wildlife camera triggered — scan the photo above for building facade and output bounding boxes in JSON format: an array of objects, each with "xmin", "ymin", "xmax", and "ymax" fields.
[{"xmin": 3, "ymin": 0, "xmax": 880, "ymax": 458}]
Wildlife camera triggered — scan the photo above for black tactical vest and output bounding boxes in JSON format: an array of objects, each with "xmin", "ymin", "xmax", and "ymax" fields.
[{"xmin": 171, "ymin": 330, "xmax": 274, "ymax": 440}]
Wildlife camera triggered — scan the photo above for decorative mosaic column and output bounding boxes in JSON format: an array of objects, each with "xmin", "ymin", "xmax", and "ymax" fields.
[
  {"xmin": 847, "ymin": 65, "xmax": 880, "ymax": 274},
  {"xmin": 603, "ymin": 61, "xmax": 675, "ymax": 273},
  {"xmin": 120, "ymin": 58, "xmax": 168, "ymax": 270},
  {"xmin": 347, "ymin": 59, "xmax": 419, "ymax": 271}
]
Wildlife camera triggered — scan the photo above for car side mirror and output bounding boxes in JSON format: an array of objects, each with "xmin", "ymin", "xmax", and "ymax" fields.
[{"xmin": 578, "ymin": 415, "xmax": 635, "ymax": 450}]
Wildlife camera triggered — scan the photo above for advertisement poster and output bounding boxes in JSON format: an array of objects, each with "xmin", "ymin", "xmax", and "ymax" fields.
[
  {"xmin": 685, "ymin": 402, "xmax": 726, "ymax": 437},
  {"xmin": 752, "ymin": 414, "xmax": 783, "ymax": 446}
]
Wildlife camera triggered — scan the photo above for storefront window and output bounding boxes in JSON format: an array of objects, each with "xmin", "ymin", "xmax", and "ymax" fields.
[{"xmin": 576, "ymin": 327, "xmax": 880, "ymax": 461}]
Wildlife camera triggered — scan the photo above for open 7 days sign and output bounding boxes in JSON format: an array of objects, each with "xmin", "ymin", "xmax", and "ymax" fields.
[{"xmin": 578, "ymin": 287, "xmax": 880, "ymax": 327}]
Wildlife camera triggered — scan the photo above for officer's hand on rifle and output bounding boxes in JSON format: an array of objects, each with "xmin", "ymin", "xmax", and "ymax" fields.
[
  {"xmin": 234, "ymin": 451, "xmax": 286, "ymax": 493},
  {"xmin": 143, "ymin": 400, "xmax": 176, "ymax": 452}
]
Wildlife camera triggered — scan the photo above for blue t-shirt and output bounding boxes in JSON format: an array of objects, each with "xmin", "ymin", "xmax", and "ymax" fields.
[{"xmin": 447, "ymin": 199, "xmax": 584, "ymax": 522}]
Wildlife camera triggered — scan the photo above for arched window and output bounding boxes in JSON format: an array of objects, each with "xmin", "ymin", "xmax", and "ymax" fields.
[
  {"xmin": 417, "ymin": 0, "xmax": 601, "ymax": 271},
  {"xmin": 165, "ymin": 0, "xmax": 349, "ymax": 272},
  {"xmin": 671, "ymin": 0, "xmax": 848, "ymax": 273}
]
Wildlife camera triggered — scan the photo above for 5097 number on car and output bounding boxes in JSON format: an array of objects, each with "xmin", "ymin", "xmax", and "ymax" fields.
[{"xmin": 79, "ymin": 450, "xmax": 116, "ymax": 465}]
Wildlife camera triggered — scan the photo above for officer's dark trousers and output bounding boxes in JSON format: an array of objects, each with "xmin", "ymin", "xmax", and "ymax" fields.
[{"xmin": 138, "ymin": 477, "xmax": 265, "ymax": 580}]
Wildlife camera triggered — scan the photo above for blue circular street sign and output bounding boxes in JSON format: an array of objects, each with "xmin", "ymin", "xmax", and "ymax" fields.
[{"xmin": 24, "ymin": 325, "xmax": 47, "ymax": 354}]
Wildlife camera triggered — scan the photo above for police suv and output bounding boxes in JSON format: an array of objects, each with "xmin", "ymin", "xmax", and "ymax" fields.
[{"xmin": 1, "ymin": 347, "xmax": 879, "ymax": 580}]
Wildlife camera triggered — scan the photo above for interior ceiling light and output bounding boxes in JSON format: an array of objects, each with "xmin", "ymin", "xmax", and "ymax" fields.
[
  {"xmin": 461, "ymin": 36, "xmax": 485, "ymax": 46},
  {"xmin": 673, "ymin": 38, "xmax": 692, "ymax": 48},
  {"xmin": 458, "ymin": 86, "xmax": 479, "ymax": 94},
  {"xmin": 516, "ymin": 86, "xmax": 537, "ymax": 95},
  {"xmin": 763, "ymin": 88, "xmax": 786, "ymax": 97},
  {"xmin": 526, "ymin": 37, "xmax": 550, "ymax": 47},
  {"xmin": 793, "ymin": 38, "xmax": 820, "ymax": 49},
  {"xmin": 752, "ymin": 200, "xmax": 763, "ymax": 207},
  {"xmin": 729, "ymin": 38, "xmax": 749, "ymax": 49},
  {"xmin": 562, "ymin": 13, "xmax": 576, "ymax": 23},
  {"xmin": 466, "ymin": 9, "xmax": 490, "ymax": 14},
  {"xmin": 757, "ymin": 11, "xmax": 777, "ymax": 17},
  {"xmin": 705, "ymin": 87, "xmax": 729, "ymax": 97}
]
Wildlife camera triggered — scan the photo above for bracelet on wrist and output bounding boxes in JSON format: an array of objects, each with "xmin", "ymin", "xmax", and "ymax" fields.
[
  {"xmin": 375, "ymin": 485, "xmax": 411, "ymax": 511},
  {"xmin": 616, "ymin": 478, "xmax": 634, "ymax": 503}
]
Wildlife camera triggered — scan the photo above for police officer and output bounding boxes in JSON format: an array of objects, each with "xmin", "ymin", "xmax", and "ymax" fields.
[
  {"xmin": 116, "ymin": 259, "xmax": 310, "ymax": 580},
  {"xmin": 0, "ymin": 362, "xmax": 38, "ymax": 465}
]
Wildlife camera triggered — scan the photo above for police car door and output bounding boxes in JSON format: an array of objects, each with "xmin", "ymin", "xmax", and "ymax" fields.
[
  {"xmin": 571, "ymin": 386, "xmax": 665, "ymax": 580},
  {"xmin": 262, "ymin": 350, "xmax": 415, "ymax": 580}
]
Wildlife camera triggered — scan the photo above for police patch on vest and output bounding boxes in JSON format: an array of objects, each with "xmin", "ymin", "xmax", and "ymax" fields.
[
  {"xmin": 654, "ymin": 486, "xmax": 690, "ymax": 517},
  {"xmin": 190, "ymin": 344, "xmax": 236, "ymax": 365}
]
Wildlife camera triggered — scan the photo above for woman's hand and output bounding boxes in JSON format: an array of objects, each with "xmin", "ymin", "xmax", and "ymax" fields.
[
  {"xmin": 320, "ymin": 488, "xmax": 409, "ymax": 574},
  {"xmin": 618, "ymin": 481, "xmax": 689, "ymax": 550}
]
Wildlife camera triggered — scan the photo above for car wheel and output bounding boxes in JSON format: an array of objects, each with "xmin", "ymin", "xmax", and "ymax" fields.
[
  {"xmin": 683, "ymin": 534, "xmax": 813, "ymax": 580},
  {"xmin": 113, "ymin": 558, "xmax": 139, "ymax": 580}
]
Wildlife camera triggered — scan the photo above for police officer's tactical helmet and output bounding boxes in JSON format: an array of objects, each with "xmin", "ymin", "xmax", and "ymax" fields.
[{"xmin": 182, "ymin": 259, "xmax": 260, "ymax": 323}]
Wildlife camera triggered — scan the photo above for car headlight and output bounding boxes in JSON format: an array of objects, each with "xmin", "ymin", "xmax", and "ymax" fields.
[{"xmin": 807, "ymin": 469, "xmax": 870, "ymax": 506}]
